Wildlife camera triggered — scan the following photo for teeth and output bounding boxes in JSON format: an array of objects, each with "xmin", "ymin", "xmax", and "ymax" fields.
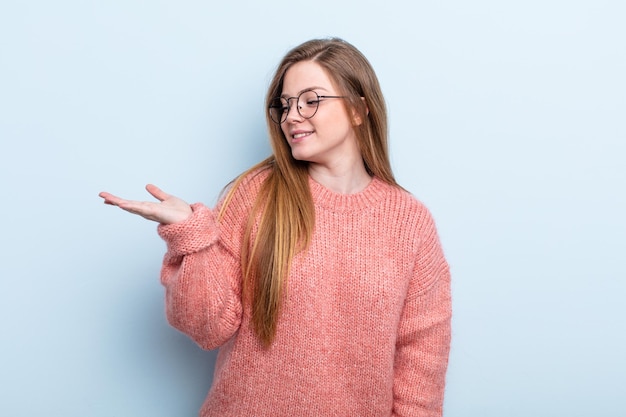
[{"xmin": 293, "ymin": 132, "xmax": 310, "ymax": 139}]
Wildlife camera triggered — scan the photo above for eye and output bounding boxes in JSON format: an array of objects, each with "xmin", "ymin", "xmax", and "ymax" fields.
[
  {"xmin": 270, "ymin": 98, "xmax": 288, "ymax": 113},
  {"xmin": 301, "ymin": 91, "xmax": 320, "ymax": 108}
]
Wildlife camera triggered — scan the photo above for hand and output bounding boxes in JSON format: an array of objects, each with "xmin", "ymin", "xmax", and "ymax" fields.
[{"xmin": 99, "ymin": 184, "xmax": 193, "ymax": 225}]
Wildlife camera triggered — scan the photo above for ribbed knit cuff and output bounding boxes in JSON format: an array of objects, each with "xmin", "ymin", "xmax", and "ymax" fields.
[{"xmin": 157, "ymin": 203, "xmax": 220, "ymax": 257}]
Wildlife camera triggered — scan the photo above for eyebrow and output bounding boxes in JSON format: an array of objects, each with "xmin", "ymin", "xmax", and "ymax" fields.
[{"xmin": 280, "ymin": 86, "xmax": 329, "ymax": 98}]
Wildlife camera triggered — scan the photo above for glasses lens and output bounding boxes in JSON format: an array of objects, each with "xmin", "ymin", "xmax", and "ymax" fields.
[
  {"xmin": 269, "ymin": 97, "xmax": 288, "ymax": 124},
  {"xmin": 298, "ymin": 91, "xmax": 319, "ymax": 119}
]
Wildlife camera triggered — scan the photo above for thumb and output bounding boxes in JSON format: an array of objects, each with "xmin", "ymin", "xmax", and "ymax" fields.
[{"xmin": 145, "ymin": 184, "xmax": 171, "ymax": 202}]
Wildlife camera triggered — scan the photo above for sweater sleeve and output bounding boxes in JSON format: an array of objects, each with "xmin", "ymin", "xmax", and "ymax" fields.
[
  {"xmin": 392, "ymin": 208, "xmax": 452, "ymax": 417},
  {"xmin": 156, "ymin": 202, "xmax": 244, "ymax": 350}
]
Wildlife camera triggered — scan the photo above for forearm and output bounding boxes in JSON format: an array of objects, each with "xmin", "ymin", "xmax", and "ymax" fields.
[
  {"xmin": 161, "ymin": 245, "xmax": 243, "ymax": 350},
  {"xmin": 393, "ymin": 269, "xmax": 452, "ymax": 416},
  {"xmin": 158, "ymin": 203, "xmax": 243, "ymax": 350}
]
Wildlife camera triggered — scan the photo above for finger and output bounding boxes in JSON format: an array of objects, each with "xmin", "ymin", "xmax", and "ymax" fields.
[
  {"xmin": 145, "ymin": 184, "xmax": 171, "ymax": 202},
  {"xmin": 99, "ymin": 191, "xmax": 165, "ymax": 221},
  {"xmin": 118, "ymin": 200, "xmax": 150, "ymax": 215},
  {"xmin": 114, "ymin": 199, "xmax": 161, "ymax": 219},
  {"xmin": 99, "ymin": 191, "xmax": 125, "ymax": 206}
]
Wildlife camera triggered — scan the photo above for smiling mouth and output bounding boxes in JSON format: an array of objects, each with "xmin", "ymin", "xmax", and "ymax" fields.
[{"xmin": 293, "ymin": 131, "xmax": 313, "ymax": 139}]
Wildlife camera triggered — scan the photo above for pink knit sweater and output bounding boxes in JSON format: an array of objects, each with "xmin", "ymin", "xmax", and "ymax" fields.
[{"xmin": 157, "ymin": 170, "xmax": 451, "ymax": 417}]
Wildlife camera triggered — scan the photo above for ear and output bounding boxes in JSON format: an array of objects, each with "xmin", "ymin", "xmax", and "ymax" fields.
[{"xmin": 351, "ymin": 97, "xmax": 369, "ymax": 126}]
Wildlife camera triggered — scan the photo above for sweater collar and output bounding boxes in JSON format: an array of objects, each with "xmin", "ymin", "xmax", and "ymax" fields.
[{"xmin": 308, "ymin": 175, "xmax": 390, "ymax": 212}]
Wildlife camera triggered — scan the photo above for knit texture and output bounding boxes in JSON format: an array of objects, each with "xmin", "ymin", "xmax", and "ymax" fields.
[{"xmin": 157, "ymin": 170, "xmax": 451, "ymax": 417}]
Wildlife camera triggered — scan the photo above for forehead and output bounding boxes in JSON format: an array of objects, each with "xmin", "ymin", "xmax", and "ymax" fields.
[{"xmin": 281, "ymin": 61, "xmax": 336, "ymax": 95}]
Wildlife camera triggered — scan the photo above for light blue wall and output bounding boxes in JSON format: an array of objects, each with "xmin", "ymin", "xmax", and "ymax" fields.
[{"xmin": 1, "ymin": 1, "xmax": 624, "ymax": 416}]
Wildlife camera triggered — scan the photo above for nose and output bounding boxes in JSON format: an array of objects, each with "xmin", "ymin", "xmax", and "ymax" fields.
[{"xmin": 285, "ymin": 99, "xmax": 303, "ymax": 123}]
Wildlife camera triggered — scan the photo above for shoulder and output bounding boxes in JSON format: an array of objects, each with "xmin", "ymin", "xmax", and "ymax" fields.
[
  {"xmin": 381, "ymin": 182, "xmax": 435, "ymax": 223},
  {"xmin": 214, "ymin": 165, "xmax": 272, "ymax": 253},
  {"xmin": 217, "ymin": 166, "xmax": 271, "ymax": 214},
  {"xmin": 222, "ymin": 166, "xmax": 271, "ymax": 202},
  {"xmin": 378, "ymin": 182, "xmax": 442, "ymax": 244},
  {"xmin": 386, "ymin": 185, "xmax": 450, "ymax": 294}
]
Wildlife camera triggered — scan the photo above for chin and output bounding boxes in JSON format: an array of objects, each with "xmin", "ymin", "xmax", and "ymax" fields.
[{"xmin": 290, "ymin": 150, "xmax": 312, "ymax": 162}]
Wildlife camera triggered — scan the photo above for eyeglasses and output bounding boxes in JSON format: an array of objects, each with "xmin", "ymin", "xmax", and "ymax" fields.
[{"xmin": 268, "ymin": 90, "xmax": 346, "ymax": 124}]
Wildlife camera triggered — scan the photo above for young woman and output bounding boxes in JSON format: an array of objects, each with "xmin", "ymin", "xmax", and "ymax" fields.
[{"xmin": 99, "ymin": 38, "xmax": 451, "ymax": 417}]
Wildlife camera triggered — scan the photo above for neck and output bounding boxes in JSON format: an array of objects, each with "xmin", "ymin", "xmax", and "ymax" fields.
[{"xmin": 308, "ymin": 160, "xmax": 372, "ymax": 194}]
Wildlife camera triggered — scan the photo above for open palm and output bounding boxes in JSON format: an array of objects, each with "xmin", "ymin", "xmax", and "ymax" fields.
[{"xmin": 99, "ymin": 184, "xmax": 192, "ymax": 225}]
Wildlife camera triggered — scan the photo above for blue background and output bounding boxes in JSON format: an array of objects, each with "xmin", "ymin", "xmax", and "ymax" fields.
[{"xmin": 1, "ymin": 1, "xmax": 624, "ymax": 415}]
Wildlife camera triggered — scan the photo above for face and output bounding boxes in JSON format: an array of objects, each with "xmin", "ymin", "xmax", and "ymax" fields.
[{"xmin": 279, "ymin": 61, "xmax": 361, "ymax": 169}]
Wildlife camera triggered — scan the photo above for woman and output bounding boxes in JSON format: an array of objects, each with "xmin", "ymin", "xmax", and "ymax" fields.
[{"xmin": 99, "ymin": 38, "xmax": 451, "ymax": 417}]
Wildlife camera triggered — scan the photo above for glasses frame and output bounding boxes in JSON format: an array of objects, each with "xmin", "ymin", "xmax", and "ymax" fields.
[{"xmin": 268, "ymin": 90, "xmax": 347, "ymax": 124}]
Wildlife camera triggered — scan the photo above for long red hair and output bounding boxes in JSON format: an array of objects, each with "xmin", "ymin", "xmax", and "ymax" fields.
[{"xmin": 220, "ymin": 38, "xmax": 397, "ymax": 346}]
